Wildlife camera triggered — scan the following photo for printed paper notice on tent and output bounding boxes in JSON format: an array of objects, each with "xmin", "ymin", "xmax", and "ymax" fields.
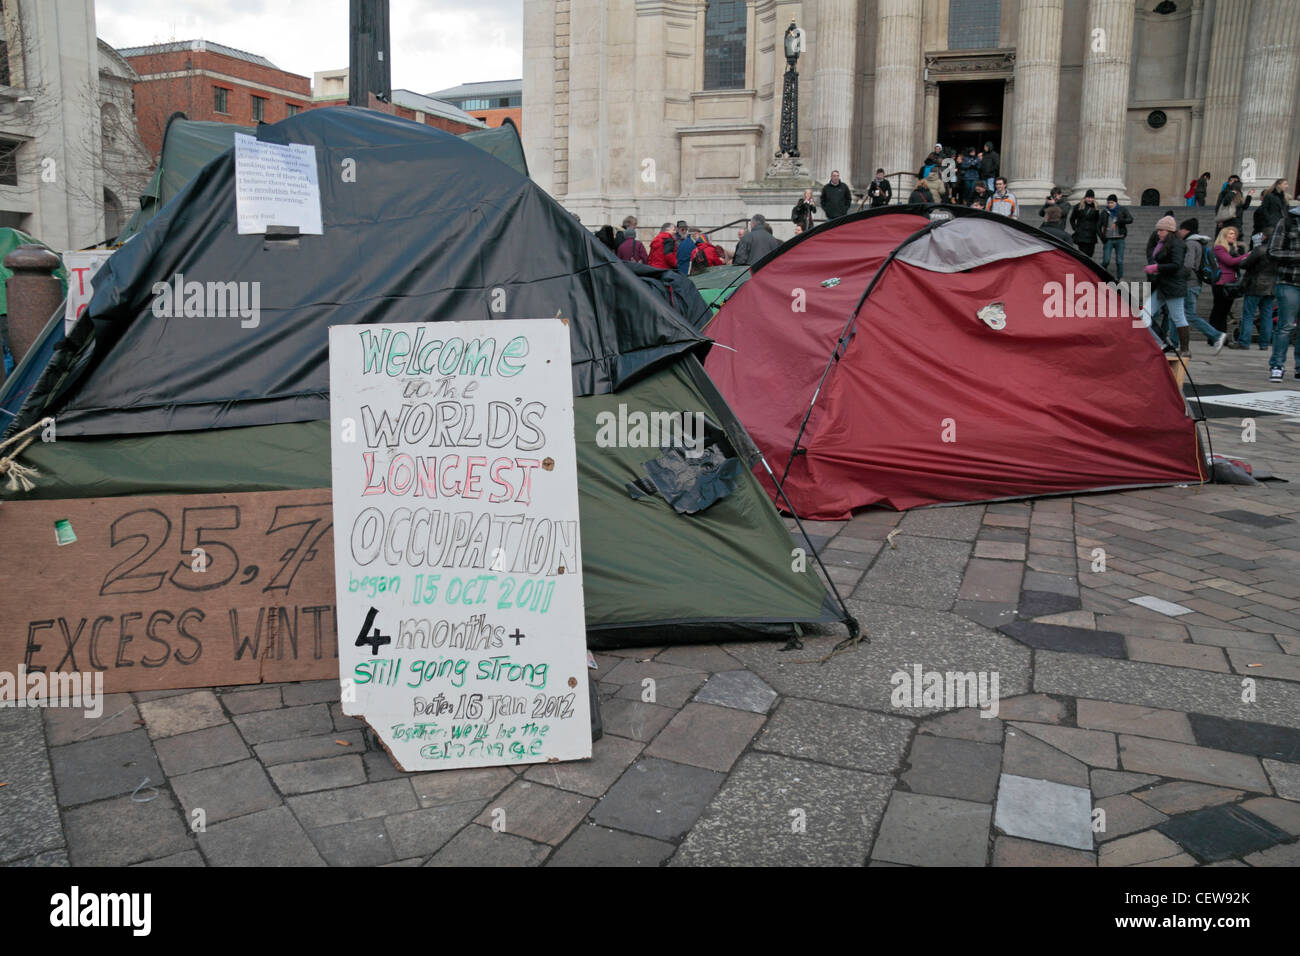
[
  {"xmin": 328, "ymin": 319, "xmax": 591, "ymax": 771},
  {"xmin": 234, "ymin": 133, "xmax": 323, "ymax": 235}
]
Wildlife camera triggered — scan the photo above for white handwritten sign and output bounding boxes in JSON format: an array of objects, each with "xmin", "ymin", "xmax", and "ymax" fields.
[
  {"xmin": 328, "ymin": 319, "xmax": 591, "ymax": 771},
  {"xmin": 62, "ymin": 251, "xmax": 113, "ymax": 333},
  {"xmin": 234, "ymin": 134, "xmax": 323, "ymax": 235}
]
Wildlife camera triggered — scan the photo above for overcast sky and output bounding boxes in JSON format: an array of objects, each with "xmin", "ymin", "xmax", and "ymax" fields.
[{"xmin": 96, "ymin": 0, "xmax": 524, "ymax": 94}]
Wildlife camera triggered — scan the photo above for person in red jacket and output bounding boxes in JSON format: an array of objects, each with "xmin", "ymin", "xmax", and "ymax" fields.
[
  {"xmin": 647, "ymin": 222, "xmax": 678, "ymax": 269},
  {"xmin": 690, "ymin": 229, "xmax": 723, "ymax": 267}
]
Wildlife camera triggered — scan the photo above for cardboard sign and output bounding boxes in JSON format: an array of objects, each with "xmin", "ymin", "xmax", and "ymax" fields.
[
  {"xmin": 328, "ymin": 319, "xmax": 591, "ymax": 771},
  {"xmin": 234, "ymin": 134, "xmax": 323, "ymax": 235},
  {"xmin": 0, "ymin": 489, "xmax": 338, "ymax": 695},
  {"xmin": 62, "ymin": 251, "xmax": 113, "ymax": 333}
]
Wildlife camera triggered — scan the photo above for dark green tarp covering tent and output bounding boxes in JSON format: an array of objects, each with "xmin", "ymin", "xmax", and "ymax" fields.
[
  {"xmin": 119, "ymin": 113, "xmax": 531, "ymax": 244},
  {"xmin": 118, "ymin": 114, "xmax": 255, "ymax": 243},
  {"xmin": 4, "ymin": 106, "xmax": 840, "ymax": 646}
]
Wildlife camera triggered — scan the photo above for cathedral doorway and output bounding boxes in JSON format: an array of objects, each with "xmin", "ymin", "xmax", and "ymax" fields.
[{"xmin": 937, "ymin": 80, "xmax": 1003, "ymax": 156}]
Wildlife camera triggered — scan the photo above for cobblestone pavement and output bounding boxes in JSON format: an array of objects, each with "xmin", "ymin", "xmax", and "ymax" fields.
[{"xmin": 3, "ymin": 347, "xmax": 1299, "ymax": 866}]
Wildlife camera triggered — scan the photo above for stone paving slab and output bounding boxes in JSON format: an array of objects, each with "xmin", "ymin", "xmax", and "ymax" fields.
[
  {"xmin": 591, "ymin": 758, "xmax": 722, "ymax": 842},
  {"xmin": 64, "ymin": 793, "xmax": 193, "ymax": 866},
  {"xmin": 137, "ymin": 691, "xmax": 228, "ymax": 738},
  {"xmin": 994, "ymin": 773, "xmax": 1093, "ymax": 850},
  {"xmin": 903, "ymin": 735, "xmax": 1002, "ymax": 802},
  {"xmin": 171, "ymin": 758, "xmax": 282, "ymax": 824},
  {"xmin": 475, "ymin": 781, "xmax": 594, "ymax": 845},
  {"xmin": 154, "ymin": 724, "xmax": 251, "ymax": 777},
  {"xmin": 871, "ymin": 792, "xmax": 992, "ymax": 867},
  {"xmin": 48, "ymin": 728, "xmax": 164, "ymax": 807},
  {"xmin": 673, "ymin": 753, "xmax": 893, "ymax": 866},
  {"xmin": 198, "ymin": 806, "xmax": 326, "ymax": 867},
  {"xmin": 548, "ymin": 824, "xmax": 674, "ymax": 867},
  {"xmin": 692, "ymin": 670, "xmax": 779, "ymax": 713},
  {"xmin": 426, "ymin": 824, "xmax": 549, "ymax": 866},
  {"xmin": 42, "ymin": 694, "xmax": 139, "ymax": 745},
  {"xmin": 0, "ymin": 710, "xmax": 64, "ymax": 864},
  {"xmin": 757, "ymin": 698, "xmax": 914, "ymax": 772}
]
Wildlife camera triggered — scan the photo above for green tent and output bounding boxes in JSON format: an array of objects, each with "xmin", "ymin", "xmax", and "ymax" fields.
[
  {"xmin": 6, "ymin": 107, "xmax": 846, "ymax": 647},
  {"xmin": 688, "ymin": 264, "xmax": 750, "ymax": 322}
]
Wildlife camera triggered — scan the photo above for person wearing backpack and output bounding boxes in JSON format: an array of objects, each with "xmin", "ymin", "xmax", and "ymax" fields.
[
  {"xmin": 792, "ymin": 189, "xmax": 817, "ymax": 232},
  {"xmin": 648, "ymin": 222, "xmax": 678, "ymax": 269},
  {"xmin": 1237, "ymin": 225, "xmax": 1278, "ymax": 349},
  {"xmin": 1177, "ymin": 218, "xmax": 1229, "ymax": 353}
]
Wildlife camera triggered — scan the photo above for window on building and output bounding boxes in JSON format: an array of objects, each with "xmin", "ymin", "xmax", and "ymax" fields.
[
  {"xmin": 252, "ymin": 95, "xmax": 266, "ymax": 121},
  {"xmin": 0, "ymin": 140, "xmax": 19, "ymax": 186},
  {"xmin": 704, "ymin": 0, "xmax": 747, "ymax": 90},
  {"xmin": 948, "ymin": 0, "xmax": 1001, "ymax": 51},
  {"xmin": 214, "ymin": 86, "xmax": 229, "ymax": 114},
  {"xmin": 286, "ymin": 103, "xmax": 301, "ymax": 116}
]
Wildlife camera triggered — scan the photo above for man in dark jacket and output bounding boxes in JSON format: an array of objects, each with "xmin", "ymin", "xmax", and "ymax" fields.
[
  {"xmin": 979, "ymin": 141, "xmax": 1000, "ymax": 190},
  {"xmin": 1238, "ymin": 225, "xmax": 1278, "ymax": 349},
  {"xmin": 733, "ymin": 214, "xmax": 782, "ymax": 265},
  {"xmin": 1099, "ymin": 193, "xmax": 1134, "ymax": 279},
  {"xmin": 1041, "ymin": 206, "xmax": 1073, "ymax": 245},
  {"xmin": 1252, "ymin": 180, "xmax": 1290, "ymax": 235},
  {"xmin": 673, "ymin": 221, "xmax": 696, "ymax": 276},
  {"xmin": 1038, "ymin": 187, "xmax": 1071, "ymax": 223},
  {"xmin": 1069, "ymin": 189, "xmax": 1102, "ymax": 257},
  {"xmin": 959, "ymin": 148, "xmax": 980, "ymax": 202},
  {"xmin": 1195, "ymin": 173, "xmax": 1211, "ymax": 207},
  {"xmin": 820, "ymin": 171, "xmax": 853, "ymax": 219},
  {"xmin": 1139, "ymin": 214, "xmax": 1191, "ymax": 352},
  {"xmin": 1267, "ymin": 204, "xmax": 1300, "ymax": 381},
  {"xmin": 866, "ymin": 168, "xmax": 892, "ymax": 207}
]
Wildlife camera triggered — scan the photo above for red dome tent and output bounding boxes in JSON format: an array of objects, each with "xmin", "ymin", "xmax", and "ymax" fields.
[{"xmin": 704, "ymin": 206, "xmax": 1204, "ymax": 520}]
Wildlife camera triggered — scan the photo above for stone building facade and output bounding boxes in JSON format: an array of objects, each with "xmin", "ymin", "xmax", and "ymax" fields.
[
  {"xmin": 522, "ymin": 0, "xmax": 1300, "ymax": 237},
  {"xmin": 0, "ymin": 0, "xmax": 151, "ymax": 248}
]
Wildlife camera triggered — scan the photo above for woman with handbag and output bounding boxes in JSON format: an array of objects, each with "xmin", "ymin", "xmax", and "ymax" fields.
[
  {"xmin": 1209, "ymin": 226, "xmax": 1250, "ymax": 339},
  {"xmin": 791, "ymin": 189, "xmax": 817, "ymax": 233}
]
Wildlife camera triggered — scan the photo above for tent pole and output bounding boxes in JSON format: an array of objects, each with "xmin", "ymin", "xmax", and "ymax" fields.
[
  {"xmin": 759, "ymin": 454, "xmax": 862, "ymax": 644},
  {"xmin": 778, "ymin": 222, "xmax": 939, "ymax": 489}
]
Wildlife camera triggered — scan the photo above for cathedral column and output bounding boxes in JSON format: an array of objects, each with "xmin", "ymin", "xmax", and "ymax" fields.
[
  {"xmin": 872, "ymin": 0, "xmax": 923, "ymax": 190},
  {"xmin": 1198, "ymin": 0, "xmax": 1250, "ymax": 185},
  {"xmin": 1234, "ymin": 0, "xmax": 1300, "ymax": 189},
  {"xmin": 811, "ymin": 0, "xmax": 858, "ymax": 185},
  {"xmin": 1007, "ymin": 0, "xmax": 1064, "ymax": 205},
  {"xmin": 1072, "ymin": 0, "xmax": 1134, "ymax": 202}
]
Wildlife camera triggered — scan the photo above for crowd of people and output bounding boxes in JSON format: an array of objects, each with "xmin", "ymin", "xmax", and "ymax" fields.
[{"xmin": 583, "ymin": 162, "xmax": 1299, "ymax": 384}]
